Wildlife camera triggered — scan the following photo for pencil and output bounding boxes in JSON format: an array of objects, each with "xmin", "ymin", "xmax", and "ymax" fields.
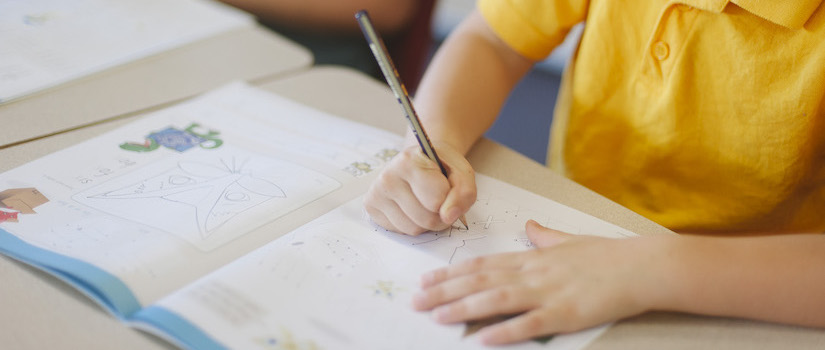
[{"xmin": 356, "ymin": 10, "xmax": 469, "ymax": 230}]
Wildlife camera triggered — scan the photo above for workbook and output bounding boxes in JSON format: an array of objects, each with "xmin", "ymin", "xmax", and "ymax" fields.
[
  {"xmin": 0, "ymin": 0, "xmax": 251, "ymax": 104},
  {"xmin": 0, "ymin": 83, "xmax": 635, "ymax": 349}
]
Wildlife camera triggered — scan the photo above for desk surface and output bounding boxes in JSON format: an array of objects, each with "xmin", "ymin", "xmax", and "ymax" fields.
[
  {"xmin": 0, "ymin": 25, "xmax": 311, "ymax": 149},
  {"xmin": 1, "ymin": 66, "xmax": 824, "ymax": 349}
]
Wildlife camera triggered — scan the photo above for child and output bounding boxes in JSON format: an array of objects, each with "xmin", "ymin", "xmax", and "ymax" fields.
[{"xmin": 364, "ymin": 0, "xmax": 825, "ymax": 345}]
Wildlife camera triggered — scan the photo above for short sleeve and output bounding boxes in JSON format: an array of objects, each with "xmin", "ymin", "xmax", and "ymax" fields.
[{"xmin": 477, "ymin": 0, "xmax": 588, "ymax": 60}]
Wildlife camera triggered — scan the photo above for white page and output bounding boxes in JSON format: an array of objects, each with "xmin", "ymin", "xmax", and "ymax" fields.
[
  {"xmin": 0, "ymin": 0, "xmax": 252, "ymax": 103},
  {"xmin": 0, "ymin": 82, "xmax": 403, "ymax": 308},
  {"xmin": 153, "ymin": 174, "xmax": 631, "ymax": 349}
]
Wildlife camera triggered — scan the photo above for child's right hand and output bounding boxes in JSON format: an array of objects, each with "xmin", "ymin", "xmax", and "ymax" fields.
[{"xmin": 364, "ymin": 143, "xmax": 477, "ymax": 235}]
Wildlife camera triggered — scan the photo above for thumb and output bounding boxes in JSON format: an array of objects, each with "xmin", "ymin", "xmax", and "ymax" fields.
[
  {"xmin": 525, "ymin": 220, "xmax": 573, "ymax": 248},
  {"xmin": 437, "ymin": 149, "xmax": 476, "ymax": 224}
]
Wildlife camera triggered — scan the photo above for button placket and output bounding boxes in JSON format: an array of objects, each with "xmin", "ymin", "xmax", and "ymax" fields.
[
  {"xmin": 640, "ymin": 3, "xmax": 699, "ymax": 83},
  {"xmin": 652, "ymin": 41, "xmax": 670, "ymax": 60}
]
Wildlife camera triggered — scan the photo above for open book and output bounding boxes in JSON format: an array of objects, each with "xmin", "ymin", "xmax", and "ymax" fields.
[
  {"xmin": 0, "ymin": 0, "xmax": 251, "ymax": 104},
  {"xmin": 0, "ymin": 83, "xmax": 636, "ymax": 349}
]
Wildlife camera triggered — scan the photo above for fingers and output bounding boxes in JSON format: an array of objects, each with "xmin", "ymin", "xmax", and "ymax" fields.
[
  {"xmin": 440, "ymin": 152, "xmax": 476, "ymax": 223},
  {"xmin": 430, "ymin": 285, "xmax": 539, "ymax": 324},
  {"xmin": 364, "ymin": 145, "xmax": 477, "ymax": 235},
  {"xmin": 364, "ymin": 147, "xmax": 451, "ymax": 234},
  {"xmin": 364, "ymin": 194, "xmax": 429, "ymax": 235},
  {"xmin": 383, "ymin": 175, "xmax": 451, "ymax": 233},
  {"xmin": 420, "ymin": 251, "xmax": 537, "ymax": 287},
  {"xmin": 405, "ymin": 151, "xmax": 452, "ymax": 213},
  {"xmin": 413, "ymin": 270, "xmax": 518, "ymax": 310},
  {"xmin": 526, "ymin": 219, "xmax": 573, "ymax": 248},
  {"xmin": 477, "ymin": 308, "xmax": 564, "ymax": 345}
]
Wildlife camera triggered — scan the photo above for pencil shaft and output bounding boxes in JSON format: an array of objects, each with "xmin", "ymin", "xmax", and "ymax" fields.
[
  {"xmin": 357, "ymin": 10, "xmax": 468, "ymax": 230},
  {"xmin": 355, "ymin": 11, "xmax": 447, "ymax": 175}
]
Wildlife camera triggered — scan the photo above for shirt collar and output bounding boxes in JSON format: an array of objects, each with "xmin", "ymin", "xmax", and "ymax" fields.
[{"xmin": 680, "ymin": 0, "xmax": 823, "ymax": 28}]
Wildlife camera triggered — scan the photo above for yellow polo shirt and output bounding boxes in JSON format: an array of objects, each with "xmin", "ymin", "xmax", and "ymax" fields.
[{"xmin": 478, "ymin": 0, "xmax": 825, "ymax": 233}]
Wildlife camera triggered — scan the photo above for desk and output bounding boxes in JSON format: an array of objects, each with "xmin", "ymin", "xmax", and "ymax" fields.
[
  {"xmin": 2, "ymin": 66, "xmax": 824, "ymax": 349},
  {"xmin": 0, "ymin": 25, "xmax": 312, "ymax": 149}
]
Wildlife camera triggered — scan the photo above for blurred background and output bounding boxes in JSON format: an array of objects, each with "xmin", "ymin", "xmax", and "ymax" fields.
[
  {"xmin": 432, "ymin": 0, "xmax": 580, "ymax": 165},
  {"xmin": 223, "ymin": 0, "xmax": 581, "ymax": 164}
]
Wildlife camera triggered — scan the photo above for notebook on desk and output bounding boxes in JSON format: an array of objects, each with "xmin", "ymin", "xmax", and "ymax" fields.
[
  {"xmin": 0, "ymin": 0, "xmax": 251, "ymax": 104},
  {"xmin": 0, "ymin": 82, "xmax": 632, "ymax": 349},
  {"xmin": 0, "ymin": 0, "xmax": 312, "ymax": 150}
]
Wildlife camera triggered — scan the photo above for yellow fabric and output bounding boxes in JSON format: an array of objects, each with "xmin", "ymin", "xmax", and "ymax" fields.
[{"xmin": 478, "ymin": 0, "xmax": 825, "ymax": 233}]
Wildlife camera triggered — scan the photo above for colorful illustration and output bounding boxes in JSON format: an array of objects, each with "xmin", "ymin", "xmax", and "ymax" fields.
[
  {"xmin": 374, "ymin": 148, "xmax": 399, "ymax": 162},
  {"xmin": 0, "ymin": 209, "xmax": 20, "ymax": 223},
  {"xmin": 342, "ymin": 161, "xmax": 374, "ymax": 177},
  {"xmin": 0, "ymin": 187, "xmax": 49, "ymax": 214},
  {"xmin": 368, "ymin": 280, "xmax": 403, "ymax": 300},
  {"xmin": 22, "ymin": 13, "xmax": 55, "ymax": 26},
  {"xmin": 119, "ymin": 122, "xmax": 223, "ymax": 153},
  {"xmin": 255, "ymin": 328, "xmax": 320, "ymax": 350},
  {"xmin": 341, "ymin": 148, "xmax": 398, "ymax": 177}
]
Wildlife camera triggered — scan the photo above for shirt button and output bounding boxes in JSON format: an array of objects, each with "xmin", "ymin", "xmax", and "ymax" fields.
[{"xmin": 652, "ymin": 41, "xmax": 670, "ymax": 60}]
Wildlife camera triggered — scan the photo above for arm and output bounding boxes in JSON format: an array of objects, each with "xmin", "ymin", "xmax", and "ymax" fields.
[
  {"xmin": 413, "ymin": 222, "xmax": 825, "ymax": 345},
  {"xmin": 415, "ymin": 10, "xmax": 534, "ymax": 154},
  {"xmin": 663, "ymin": 232, "xmax": 825, "ymax": 327},
  {"xmin": 218, "ymin": 0, "xmax": 417, "ymax": 34},
  {"xmin": 364, "ymin": 10, "xmax": 534, "ymax": 235}
]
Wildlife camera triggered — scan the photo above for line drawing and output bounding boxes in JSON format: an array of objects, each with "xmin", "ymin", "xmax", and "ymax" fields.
[
  {"xmin": 408, "ymin": 225, "xmax": 488, "ymax": 264},
  {"xmin": 477, "ymin": 194, "xmax": 495, "ymax": 206},
  {"xmin": 73, "ymin": 149, "xmax": 341, "ymax": 251},
  {"xmin": 86, "ymin": 156, "xmax": 285, "ymax": 238},
  {"xmin": 477, "ymin": 215, "xmax": 506, "ymax": 229},
  {"xmin": 513, "ymin": 237, "xmax": 534, "ymax": 248},
  {"xmin": 504, "ymin": 206, "xmax": 521, "ymax": 217}
]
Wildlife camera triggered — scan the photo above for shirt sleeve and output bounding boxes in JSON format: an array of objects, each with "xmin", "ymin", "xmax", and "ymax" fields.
[{"xmin": 477, "ymin": 0, "xmax": 588, "ymax": 60}]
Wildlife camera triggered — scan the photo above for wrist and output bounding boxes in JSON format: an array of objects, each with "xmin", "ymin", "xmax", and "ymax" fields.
[{"xmin": 632, "ymin": 235, "xmax": 686, "ymax": 312}]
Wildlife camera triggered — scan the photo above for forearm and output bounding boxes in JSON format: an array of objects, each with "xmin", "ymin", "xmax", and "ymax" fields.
[
  {"xmin": 414, "ymin": 10, "xmax": 534, "ymax": 155},
  {"xmin": 218, "ymin": 0, "xmax": 416, "ymax": 34},
  {"xmin": 653, "ymin": 234, "xmax": 825, "ymax": 327}
]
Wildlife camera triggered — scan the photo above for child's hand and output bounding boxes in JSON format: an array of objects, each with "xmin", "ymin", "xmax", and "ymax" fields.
[
  {"xmin": 365, "ymin": 143, "xmax": 476, "ymax": 235},
  {"xmin": 412, "ymin": 220, "xmax": 670, "ymax": 345}
]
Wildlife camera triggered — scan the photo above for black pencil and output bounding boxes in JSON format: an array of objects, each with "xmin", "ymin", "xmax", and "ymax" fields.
[{"xmin": 356, "ymin": 10, "xmax": 469, "ymax": 230}]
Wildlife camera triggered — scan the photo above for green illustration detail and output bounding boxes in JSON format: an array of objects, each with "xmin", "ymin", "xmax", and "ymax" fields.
[
  {"xmin": 119, "ymin": 138, "xmax": 159, "ymax": 152},
  {"xmin": 119, "ymin": 122, "xmax": 223, "ymax": 153}
]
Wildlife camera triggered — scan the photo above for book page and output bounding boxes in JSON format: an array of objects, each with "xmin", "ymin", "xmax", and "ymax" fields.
[
  {"xmin": 144, "ymin": 174, "xmax": 633, "ymax": 349},
  {"xmin": 0, "ymin": 0, "xmax": 251, "ymax": 103},
  {"xmin": 0, "ymin": 83, "xmax": 402, "ymax": 314}
]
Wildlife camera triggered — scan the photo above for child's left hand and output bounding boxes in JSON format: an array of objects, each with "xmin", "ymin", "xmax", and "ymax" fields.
[{"xmin": 412, "ymin": 220, "xmax": 673, "ymax": 345}]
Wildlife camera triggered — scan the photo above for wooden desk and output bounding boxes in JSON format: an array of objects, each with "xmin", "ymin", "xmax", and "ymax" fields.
[
  {"xmin": 1, "ymin": 66, "xmax": 824, "ymax": 349},
  {"xmin": 0, "ymin": 25, "xmax": 312, "ymax": 149}
]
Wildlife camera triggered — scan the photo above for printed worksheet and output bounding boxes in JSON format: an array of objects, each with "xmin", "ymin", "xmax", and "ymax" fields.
[
  {"xmin": 0, "ymin": 82, "xmax": 640, "ymax": 349},
  {"xmin": 0, "ymin": 0, "xmax": 251, "ymax": 103},
  {"xmin": 146, "ymin": 175, "xmax": 631, "ymax": 349},
  {"xmin": 0, "ymin": 82, "xmax": 402, "ymax": 311}
]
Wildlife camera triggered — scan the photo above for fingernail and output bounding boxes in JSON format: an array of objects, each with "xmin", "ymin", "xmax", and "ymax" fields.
[
  {"xmin": 412, "ymin": 292, "xmax": 427, "ymax": 308},
  {"xmin": 478, "ymin": 329, "xmax": 497, "ymax": 345},
  {"xmin": 433, "ymin": 307, "xmax": 450, "ymax": 323},
  {"xmin": 420, "ymin": 271, "xmax": 435, "ymax": 286}
]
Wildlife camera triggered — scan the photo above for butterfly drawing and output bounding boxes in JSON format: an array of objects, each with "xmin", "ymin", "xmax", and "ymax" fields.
[{"xmin": 88, "ymin": 157, "xmax": 285, "ymax": 238}]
